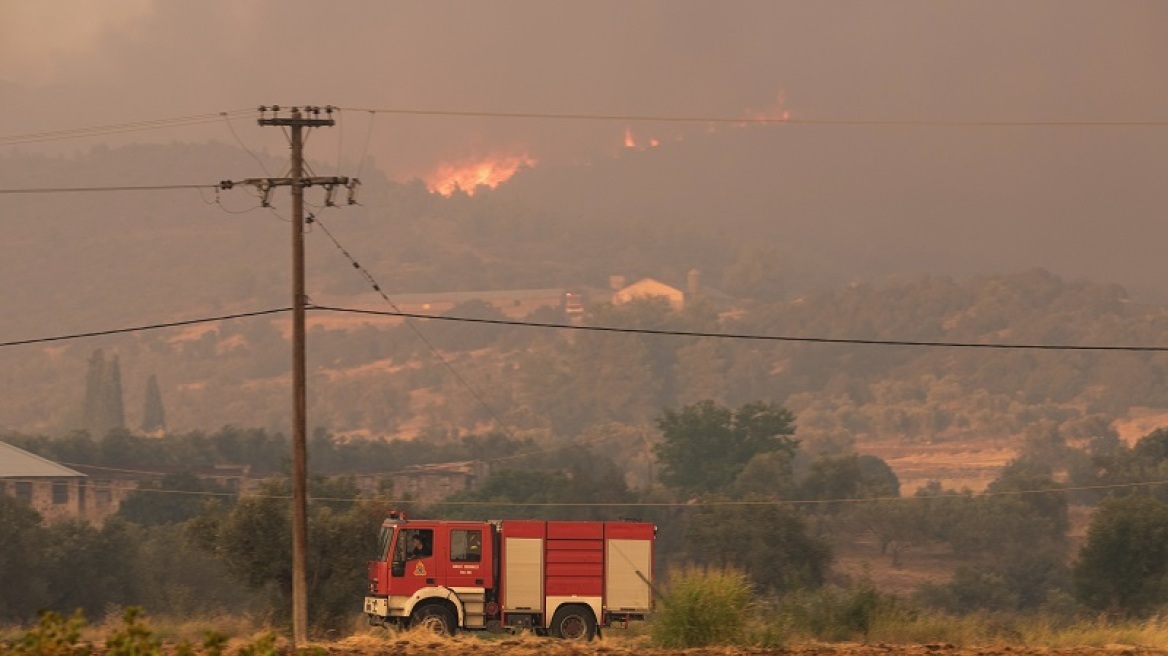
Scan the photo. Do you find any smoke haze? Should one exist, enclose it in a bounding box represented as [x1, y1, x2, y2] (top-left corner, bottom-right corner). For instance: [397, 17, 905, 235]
[2, 1, 1168, 295]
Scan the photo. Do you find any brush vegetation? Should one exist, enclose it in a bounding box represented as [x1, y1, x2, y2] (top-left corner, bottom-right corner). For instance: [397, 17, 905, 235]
[645, 568, 1168, 649]
[10, 601, 1168, 653]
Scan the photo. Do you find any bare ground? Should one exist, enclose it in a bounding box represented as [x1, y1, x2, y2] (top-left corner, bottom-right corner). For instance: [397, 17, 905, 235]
[317, 634, 1168, 656]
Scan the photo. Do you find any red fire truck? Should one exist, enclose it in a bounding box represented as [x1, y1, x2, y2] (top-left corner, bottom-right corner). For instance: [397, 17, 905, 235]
[364, 512, 655, 640]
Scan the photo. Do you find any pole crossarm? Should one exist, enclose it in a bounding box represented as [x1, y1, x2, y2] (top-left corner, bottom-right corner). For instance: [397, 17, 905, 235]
[227, 176, 353, 188]
[218, 177, 359, 207]
[258, 117, 336, 128]
[256, 104, 337, 128]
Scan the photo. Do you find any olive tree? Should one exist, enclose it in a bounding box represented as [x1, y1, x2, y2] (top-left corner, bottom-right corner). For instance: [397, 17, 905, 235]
[655, 400, 797, 497]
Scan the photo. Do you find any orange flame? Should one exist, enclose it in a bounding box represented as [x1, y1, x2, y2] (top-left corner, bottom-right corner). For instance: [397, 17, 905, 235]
[742, 93, 791, 125]
[622, 127, 665, 151]
[424, 153, 536, 196]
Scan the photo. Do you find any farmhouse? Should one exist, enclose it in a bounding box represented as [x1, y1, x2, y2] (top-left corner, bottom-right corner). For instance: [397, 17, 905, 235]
[0, 440, 88, 522]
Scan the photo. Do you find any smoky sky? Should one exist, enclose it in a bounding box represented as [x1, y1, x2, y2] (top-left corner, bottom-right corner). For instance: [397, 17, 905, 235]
[4, 1, 1166, 177]
[3, 1, 1168, 300]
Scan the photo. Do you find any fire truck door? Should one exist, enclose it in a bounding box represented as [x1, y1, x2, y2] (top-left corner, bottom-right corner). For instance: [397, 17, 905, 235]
[446, 527, 491, 588]
[397, 528, 442, 596]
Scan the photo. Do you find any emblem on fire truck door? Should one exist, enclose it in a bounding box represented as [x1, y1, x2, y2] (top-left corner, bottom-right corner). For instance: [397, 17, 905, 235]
[413, 562, 427, 576]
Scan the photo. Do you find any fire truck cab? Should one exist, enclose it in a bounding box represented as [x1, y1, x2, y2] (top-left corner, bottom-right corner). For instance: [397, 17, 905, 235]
[364, 512, 654, 640]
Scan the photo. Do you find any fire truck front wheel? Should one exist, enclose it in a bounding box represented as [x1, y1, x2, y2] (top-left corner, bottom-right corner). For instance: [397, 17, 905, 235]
[411, 604, 456, 636]
[550, 605, 597, 641]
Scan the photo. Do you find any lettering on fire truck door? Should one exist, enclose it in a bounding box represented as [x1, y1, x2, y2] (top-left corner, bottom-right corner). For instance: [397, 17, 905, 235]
[446, 527, 491, 588]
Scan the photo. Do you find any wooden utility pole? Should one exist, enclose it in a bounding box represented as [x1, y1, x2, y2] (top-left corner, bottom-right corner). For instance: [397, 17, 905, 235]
[222, 105, 354, 648]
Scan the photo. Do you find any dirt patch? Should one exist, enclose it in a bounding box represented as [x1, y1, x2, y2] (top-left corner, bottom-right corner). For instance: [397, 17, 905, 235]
[318, 635, 1167, 656]
[1114, 408, 1168, 445]
[858, 439, 1017, 495]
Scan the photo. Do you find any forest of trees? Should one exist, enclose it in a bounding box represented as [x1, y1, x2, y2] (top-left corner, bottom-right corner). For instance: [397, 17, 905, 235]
[6, 407, 1168, 632]
[4, 267, 1167, 459]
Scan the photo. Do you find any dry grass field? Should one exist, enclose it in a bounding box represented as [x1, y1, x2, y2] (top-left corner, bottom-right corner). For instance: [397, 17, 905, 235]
[29, 626, 1168, 655]
[306, 633, 1168, 656]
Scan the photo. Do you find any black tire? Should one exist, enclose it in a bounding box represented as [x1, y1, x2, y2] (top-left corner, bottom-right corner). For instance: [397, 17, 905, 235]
[411, 604, 456, 635]
[549, 605, 597, 641]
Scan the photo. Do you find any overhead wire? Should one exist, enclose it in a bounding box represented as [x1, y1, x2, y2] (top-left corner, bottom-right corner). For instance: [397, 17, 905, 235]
[220, 111, 272, 177]
[0, 183, 218, 195]
[308, 212, 523, 442]
[0, 308, 291, 348]
[47, 467, 1168, 507]
[339, 107, 1168, 129]
[5, 303, 1168, 352]
[0, 109, 254, 146]
[306, 305, 1168, 353]
[57, 428, 630, 481]
[353, 109, 377, 181]
[3, 106, 1164, 154]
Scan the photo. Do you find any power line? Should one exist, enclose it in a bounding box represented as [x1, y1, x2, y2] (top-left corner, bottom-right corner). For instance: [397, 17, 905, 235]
[0, 110, 254, 147]
[220, 111, 273, 177]
[3, 107, 1164, 153]
[340, 107, 1168, 129]
[49, 469, 1168, 507]
[0, 175, 353, 196]
[0, 308, 291, 348]
[5, 303, 1168, 352]
[0, 183, 219, 195]
[307, 305, 1168, 352]
[309, 213, 522, 442]
[58, 429, 627, 481]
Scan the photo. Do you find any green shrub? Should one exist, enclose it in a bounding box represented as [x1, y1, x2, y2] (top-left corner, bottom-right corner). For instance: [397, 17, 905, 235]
[651, 565, 756, 647]
[235, 632, 280, 656]
[105, 607, 161, 656]
[779, 581, 905, 642]
[6, 610, 91, 656]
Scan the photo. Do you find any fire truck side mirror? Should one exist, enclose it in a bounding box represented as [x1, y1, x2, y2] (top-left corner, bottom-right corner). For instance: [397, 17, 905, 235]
[391, 561, 405, 578]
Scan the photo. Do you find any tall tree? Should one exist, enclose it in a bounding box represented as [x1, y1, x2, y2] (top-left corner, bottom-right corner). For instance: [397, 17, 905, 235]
[82, 348, 107, 435]
[685, 501, 831, 592]
[83, 349, 126, 437]
[655, 400, 797, 497]
[192, 477, 388, 631]
[1074, 495, 1168, 615]
[105, 355, 125, 431]
[796, 453, 901, 505]
[141, 374, 166, 433]
[0, 495, 48, 620]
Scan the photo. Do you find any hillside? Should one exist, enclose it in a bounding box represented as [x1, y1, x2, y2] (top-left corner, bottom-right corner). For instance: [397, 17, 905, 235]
[4, 142, 1168, 491]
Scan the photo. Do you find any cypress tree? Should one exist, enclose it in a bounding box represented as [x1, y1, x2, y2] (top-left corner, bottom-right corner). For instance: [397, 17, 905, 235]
[141, 374, 166, 433]
[105, 355, 125, 431]
[82, 349, 126, 438]
[83, 349, 107, 436]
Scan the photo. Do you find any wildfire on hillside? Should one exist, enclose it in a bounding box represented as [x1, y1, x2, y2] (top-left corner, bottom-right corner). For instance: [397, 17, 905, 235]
[622, 126, 662, 150]
[423, 152, 536, 197]
[743, 93, 791, 125]
[419, 92, 790, 195]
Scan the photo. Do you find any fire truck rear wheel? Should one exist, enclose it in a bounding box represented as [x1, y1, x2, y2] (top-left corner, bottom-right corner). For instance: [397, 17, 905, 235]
[550, 605, 597, 641]
[411, 604, 456, 636]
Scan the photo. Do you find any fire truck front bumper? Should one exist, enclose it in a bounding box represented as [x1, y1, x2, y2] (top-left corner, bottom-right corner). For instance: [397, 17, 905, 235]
[364, 596, 390, 617]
